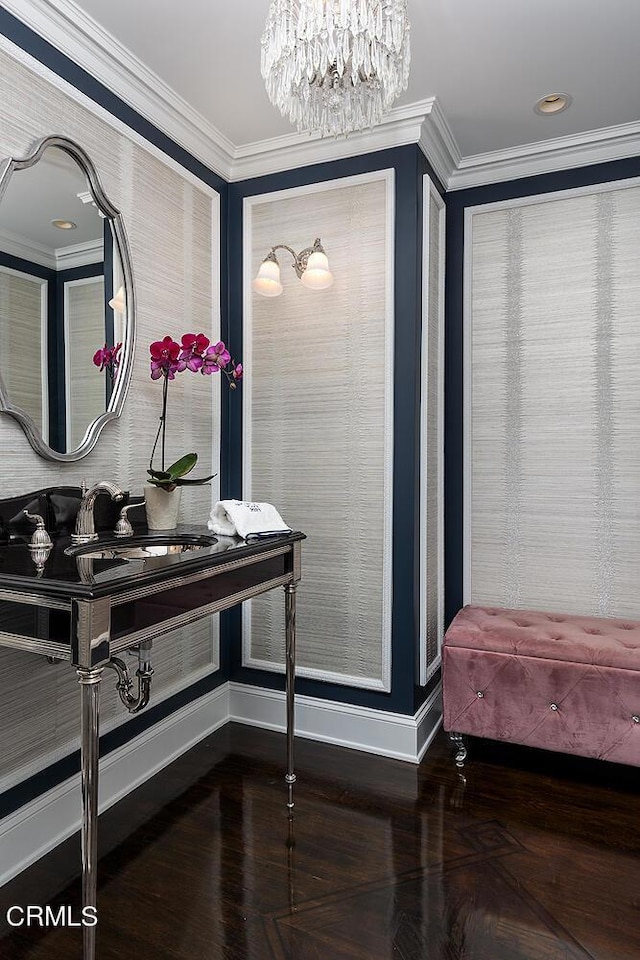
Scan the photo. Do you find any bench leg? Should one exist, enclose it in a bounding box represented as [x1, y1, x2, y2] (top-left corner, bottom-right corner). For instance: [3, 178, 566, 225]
[449, 731, 467, 767]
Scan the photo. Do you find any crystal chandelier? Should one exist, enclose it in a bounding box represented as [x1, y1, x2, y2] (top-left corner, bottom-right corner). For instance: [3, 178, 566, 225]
[260, 0, 411, 138]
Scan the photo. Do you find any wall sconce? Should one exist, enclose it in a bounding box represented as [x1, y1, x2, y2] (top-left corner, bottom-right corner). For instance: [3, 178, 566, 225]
[252, 238, 334, 297]
[108, 285, 125, 312]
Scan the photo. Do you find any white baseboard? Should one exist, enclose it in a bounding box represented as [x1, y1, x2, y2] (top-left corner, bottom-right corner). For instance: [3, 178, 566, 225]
[0, 683, 230, 888]
[0, 680, 442, 886]
[229, 680, 442, 764]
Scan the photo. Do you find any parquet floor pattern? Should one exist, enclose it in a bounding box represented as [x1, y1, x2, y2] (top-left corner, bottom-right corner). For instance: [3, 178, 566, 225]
[0, 724, 638, 959]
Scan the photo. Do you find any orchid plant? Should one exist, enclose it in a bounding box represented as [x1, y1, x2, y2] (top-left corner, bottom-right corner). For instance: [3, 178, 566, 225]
[92, 342, 122, 381]
[147, 333, 242, 492]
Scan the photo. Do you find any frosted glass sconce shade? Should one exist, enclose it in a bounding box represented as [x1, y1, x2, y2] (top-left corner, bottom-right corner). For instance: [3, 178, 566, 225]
[300, 249, 334, 290]
[253, 238, 333, 297]
[252, 257, 283, 297]
[108, 285, 125, 312]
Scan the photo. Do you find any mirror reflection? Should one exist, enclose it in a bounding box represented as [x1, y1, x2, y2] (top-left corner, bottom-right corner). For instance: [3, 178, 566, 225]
[0, 138, 132, 460]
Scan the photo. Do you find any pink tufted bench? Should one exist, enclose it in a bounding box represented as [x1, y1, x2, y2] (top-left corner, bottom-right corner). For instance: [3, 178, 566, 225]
[443, 605, 640, 767]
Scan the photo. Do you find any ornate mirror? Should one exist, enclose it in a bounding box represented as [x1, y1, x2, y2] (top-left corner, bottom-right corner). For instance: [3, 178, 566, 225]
[0, 135, 135, 461]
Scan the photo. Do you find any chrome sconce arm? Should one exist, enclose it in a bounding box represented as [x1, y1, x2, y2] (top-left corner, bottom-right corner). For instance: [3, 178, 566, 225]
[270, 239, 324, 280]
[105, 640, 153, 714]
[253, 238, 334, 296]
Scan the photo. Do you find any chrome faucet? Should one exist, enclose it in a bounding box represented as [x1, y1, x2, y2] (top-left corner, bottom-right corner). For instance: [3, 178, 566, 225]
[71, 481, 125, 544]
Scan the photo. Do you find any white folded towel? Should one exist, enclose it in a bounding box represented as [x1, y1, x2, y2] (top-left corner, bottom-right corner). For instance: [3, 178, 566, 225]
[208, 499, 292, 540]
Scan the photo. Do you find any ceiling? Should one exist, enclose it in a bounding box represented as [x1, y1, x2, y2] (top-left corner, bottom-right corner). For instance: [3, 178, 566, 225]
[0, 147, 102, 257]
[5, 0, 640, 184]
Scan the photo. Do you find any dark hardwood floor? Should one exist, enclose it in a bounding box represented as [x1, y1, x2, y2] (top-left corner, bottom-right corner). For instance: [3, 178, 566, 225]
[0, 722, 639, 959]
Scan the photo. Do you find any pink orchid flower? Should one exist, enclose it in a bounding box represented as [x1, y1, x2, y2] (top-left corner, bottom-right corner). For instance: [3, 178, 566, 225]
[150, 336, 184, 380]
[93, 342, 122, 380]
[179, 333, 210, 372]
[201, 341, 231, 375]
[142, 333, 242, 482]
[230, 362, 243, 388]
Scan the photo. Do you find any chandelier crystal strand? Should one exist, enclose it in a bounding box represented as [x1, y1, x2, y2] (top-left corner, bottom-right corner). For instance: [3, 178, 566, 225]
[261, 0, 411, 138]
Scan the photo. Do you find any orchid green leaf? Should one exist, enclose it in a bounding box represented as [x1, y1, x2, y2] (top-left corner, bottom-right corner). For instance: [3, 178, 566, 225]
[165, 453, 198, 480]
[146, 477, 177, 491]
[173, 474, 216, 486]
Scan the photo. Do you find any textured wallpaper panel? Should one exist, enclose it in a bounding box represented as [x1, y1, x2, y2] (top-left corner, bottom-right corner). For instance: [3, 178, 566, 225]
[244, 174, 393, 688]
[0, 619, 216, 793]
[0, 269, 44, 431]
[468, 183, 640, 617]
[0, 46, 220, 791]
[420, 180, 445, 683]
[66, 279, 105, 449]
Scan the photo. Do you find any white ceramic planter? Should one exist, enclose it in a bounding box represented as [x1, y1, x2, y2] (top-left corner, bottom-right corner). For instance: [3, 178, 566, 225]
[144, 483, 182, 530]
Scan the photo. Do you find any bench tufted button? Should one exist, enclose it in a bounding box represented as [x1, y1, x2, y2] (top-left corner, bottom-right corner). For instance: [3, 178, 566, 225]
[476, 691, 484, 699]
[550, 703, 559, 711]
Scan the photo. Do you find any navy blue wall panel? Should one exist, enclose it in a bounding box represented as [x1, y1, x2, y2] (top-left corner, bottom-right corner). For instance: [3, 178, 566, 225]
[228, 145, 442, 715]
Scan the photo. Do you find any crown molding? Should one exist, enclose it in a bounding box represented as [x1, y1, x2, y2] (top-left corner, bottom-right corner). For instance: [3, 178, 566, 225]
[229, 98, 446, 182]
[1, 0, 235, 181]
[0, 227, 56, 268]
[6, 0, 640, 192]
[448, 118, 640, 191]
[0, 228, 103, 270]
[55, 236, 102, 269]
[417, 97, 460, 191]
[2, 1, 452, 186]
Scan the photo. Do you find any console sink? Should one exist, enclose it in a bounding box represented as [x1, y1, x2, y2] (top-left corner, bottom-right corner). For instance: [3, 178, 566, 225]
[65, 533, 217, 561]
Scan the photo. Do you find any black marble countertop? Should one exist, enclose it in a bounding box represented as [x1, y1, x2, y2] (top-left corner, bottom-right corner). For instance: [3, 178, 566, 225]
[0, 526, 305, 602]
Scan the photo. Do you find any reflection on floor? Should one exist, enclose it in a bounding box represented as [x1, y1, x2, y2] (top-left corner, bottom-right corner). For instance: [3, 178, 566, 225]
[0, 723, 638, 959]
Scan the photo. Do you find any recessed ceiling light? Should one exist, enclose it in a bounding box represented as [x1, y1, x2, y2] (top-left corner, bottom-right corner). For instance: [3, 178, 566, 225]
[51, 218, 77, 230]
[534, 93, 572, 116]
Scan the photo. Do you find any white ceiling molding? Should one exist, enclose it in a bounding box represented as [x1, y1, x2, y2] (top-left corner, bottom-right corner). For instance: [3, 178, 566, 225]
[2, 0, 454, 185]
[448, 118, 640, 191]
[4, 0, 640, 192]
[0, 32, 227, 197]
[230, 99, 450, 183]
[0, 228, 102, 270]
[55, 236, 103, 269]
[418, 98, 460, 190]
[0, 227, 56, 268]
[1, 0, 236, 181]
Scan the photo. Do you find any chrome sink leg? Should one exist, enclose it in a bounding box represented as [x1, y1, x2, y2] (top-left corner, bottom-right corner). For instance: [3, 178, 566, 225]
[77, 666, 103, 960]
[284, 582, 297, 810]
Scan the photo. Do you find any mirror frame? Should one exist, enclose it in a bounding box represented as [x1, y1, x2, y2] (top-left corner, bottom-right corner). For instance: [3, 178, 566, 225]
[0, 134, 136, 462]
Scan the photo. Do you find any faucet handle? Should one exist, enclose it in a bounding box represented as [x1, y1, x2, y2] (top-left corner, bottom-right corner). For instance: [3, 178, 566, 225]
[114, 502, 145, 538]
[23, 510, 53, 549]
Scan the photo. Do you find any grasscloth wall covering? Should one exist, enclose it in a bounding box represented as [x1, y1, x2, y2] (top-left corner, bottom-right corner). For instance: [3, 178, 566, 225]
[66, 278, 105, 449]
[466, 179, 640, 618]
[420, 177, 445, 684]
[0, 45, 220, 792]
[0, 269, 44, 432]
[243, 172, 393, 690]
